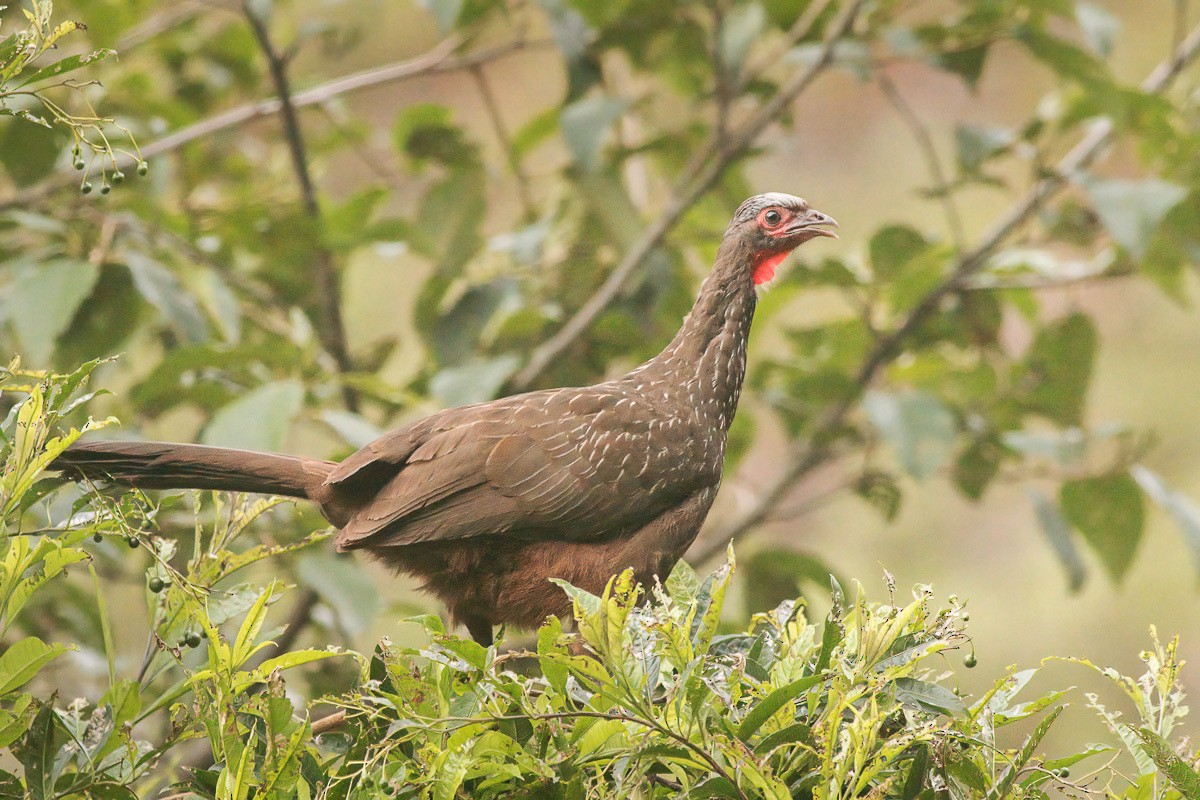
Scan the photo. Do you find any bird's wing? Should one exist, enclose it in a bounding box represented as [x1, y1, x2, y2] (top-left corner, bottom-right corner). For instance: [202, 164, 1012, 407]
[333, 387, 695, 550]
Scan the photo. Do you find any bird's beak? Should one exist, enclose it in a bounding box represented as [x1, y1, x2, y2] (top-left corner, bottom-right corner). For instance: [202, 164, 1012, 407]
[786, 208, 839, 239]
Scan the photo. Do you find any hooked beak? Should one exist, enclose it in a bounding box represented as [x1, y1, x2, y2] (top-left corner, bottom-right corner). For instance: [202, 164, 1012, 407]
[786, 207, 839, 239]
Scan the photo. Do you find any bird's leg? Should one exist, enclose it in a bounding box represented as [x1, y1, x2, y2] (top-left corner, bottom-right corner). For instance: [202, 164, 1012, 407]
[464, 616, 494, 647]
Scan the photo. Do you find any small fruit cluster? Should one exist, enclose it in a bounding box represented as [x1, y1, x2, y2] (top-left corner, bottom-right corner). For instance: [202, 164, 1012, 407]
[74, 143, 149, 195]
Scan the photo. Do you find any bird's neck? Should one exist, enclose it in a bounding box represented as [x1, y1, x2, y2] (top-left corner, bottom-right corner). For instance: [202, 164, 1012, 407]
[635, 238, 759, 429]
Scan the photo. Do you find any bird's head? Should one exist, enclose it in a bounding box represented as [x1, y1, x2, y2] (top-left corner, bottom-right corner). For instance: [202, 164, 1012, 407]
[727, 192, 838, 285]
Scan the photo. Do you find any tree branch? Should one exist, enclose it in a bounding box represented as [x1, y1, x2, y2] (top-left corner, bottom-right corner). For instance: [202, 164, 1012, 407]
[876, 71, 966, 251]
[471, 64, 535, 220]
[688, 19, 1200, 565]
[243, 1, 355, 411]
[508, 0, 868, 391]
[0, 36, 550, 213]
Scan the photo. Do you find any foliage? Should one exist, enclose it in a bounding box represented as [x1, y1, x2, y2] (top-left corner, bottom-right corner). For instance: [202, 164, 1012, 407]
[0, 0, 1196, 608]
[0, 366, 1196, 797]
[2, 0, 1200, 793]
[0, 1, 141, 191]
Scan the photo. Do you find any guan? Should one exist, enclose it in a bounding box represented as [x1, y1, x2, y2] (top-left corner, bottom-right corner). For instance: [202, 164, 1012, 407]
[56, 193, 837, 645]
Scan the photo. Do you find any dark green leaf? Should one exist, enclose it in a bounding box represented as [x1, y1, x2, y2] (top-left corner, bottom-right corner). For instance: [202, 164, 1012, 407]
[869, 225, 930, 281]
[1060, 473, 1144, 582]
[738, 675, 822, 740]
[893, 677, 967, 716]
[1020, 313, 1096, 426]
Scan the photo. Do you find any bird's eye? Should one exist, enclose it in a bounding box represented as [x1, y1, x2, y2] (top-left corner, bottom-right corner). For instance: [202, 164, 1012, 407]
[763, 209, 782, 227]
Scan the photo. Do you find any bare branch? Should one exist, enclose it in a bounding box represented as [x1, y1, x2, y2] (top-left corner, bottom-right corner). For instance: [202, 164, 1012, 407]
[509, 0, 868, 391]
[0, 36, 550, 213]
[876, 71, 966, 251]
[689, 19, 1200, 564]
[471, 64, 536, 220]
[243, 1, 355, 411]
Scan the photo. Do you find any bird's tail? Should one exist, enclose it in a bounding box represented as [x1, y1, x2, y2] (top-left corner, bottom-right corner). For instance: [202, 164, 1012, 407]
[55, 440, 335, 499]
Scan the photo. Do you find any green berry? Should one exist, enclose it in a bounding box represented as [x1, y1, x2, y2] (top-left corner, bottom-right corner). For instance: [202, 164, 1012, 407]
[100, 183, 111, 195]
[964, 653, 978, 668]
[137, 161, 149, 176]
[383, 784, 396, 796]
[112, 171, 125, 185]
[93, 533, 103, 543]
[961, 612, 970, 622]
[184, 632, 202, 648]
[148, 577, 165, 593]
[81, 182, 93, 194]
[74, 159, 85, 171]
[126, 536, 139, 548]
[1057, 768, 1069, 779]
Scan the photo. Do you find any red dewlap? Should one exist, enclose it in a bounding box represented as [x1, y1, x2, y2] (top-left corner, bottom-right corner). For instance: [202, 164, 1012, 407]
[753, 251, 789, 285]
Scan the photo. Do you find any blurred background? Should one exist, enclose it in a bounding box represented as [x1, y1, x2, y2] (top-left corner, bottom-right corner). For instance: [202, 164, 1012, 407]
[2, 0, 1199, 764]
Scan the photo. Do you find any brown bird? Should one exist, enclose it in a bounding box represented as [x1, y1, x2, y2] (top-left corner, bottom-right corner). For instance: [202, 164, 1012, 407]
[56, 193, 837, 645]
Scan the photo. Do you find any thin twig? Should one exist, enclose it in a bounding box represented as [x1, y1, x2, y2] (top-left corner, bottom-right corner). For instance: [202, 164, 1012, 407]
[471, 64, 536, 220]
[0, 36, 550, 213]
[243, 2, 356, 410]
[876, 71, 965, 251]
[508, 0, 868, 390]
[689, 19, 1200, 564]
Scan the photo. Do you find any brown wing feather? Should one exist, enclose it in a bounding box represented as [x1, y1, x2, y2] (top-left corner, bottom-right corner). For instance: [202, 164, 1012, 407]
[333, 386, 702, 551]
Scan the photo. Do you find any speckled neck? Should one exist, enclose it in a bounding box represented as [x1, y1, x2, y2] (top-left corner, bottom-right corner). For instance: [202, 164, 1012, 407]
[628, 236, 758, 431]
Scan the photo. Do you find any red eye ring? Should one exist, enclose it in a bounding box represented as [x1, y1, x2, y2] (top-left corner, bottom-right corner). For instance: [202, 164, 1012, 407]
[760, 208, 784, 228]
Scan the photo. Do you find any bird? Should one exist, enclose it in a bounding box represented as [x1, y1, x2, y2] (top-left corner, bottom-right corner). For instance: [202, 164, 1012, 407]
[55, 193, 837, 645]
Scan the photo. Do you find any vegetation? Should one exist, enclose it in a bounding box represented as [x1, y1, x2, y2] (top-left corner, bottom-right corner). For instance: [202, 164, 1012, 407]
[1, 363, 1199, 797]
[2, 0, 1200, 796]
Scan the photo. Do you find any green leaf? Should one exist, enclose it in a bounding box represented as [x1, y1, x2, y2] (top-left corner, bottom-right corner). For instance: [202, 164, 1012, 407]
[560, 96, 626, 171]
[1082, 177, 1188, 259]
[297, 553, 379, 635]
[954, 125, 1013, 175]
[893, 677, 967, 716]
[869, 225, 930, 281]
[15, 48, 114, 86]
[1060, 473, 1144, 582]
[1021, 313, 1096, 426]
[0, 637, 69, 696]
[202, 380, 304, 451]
[4, 260, 99, 364]
[864, 390, 956, 479]
[1030, 490, 1087, 592]
[737, 675, 822, 740]
[418, 0, 464, 34]
[1133, 728, 1200, 797]
[1074, 2, 1119, 57]
[15, 702, 58, 800]
[124, 253, 210, 344]
[719, 2, 766, 73]
[430, 355, 520, 407]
